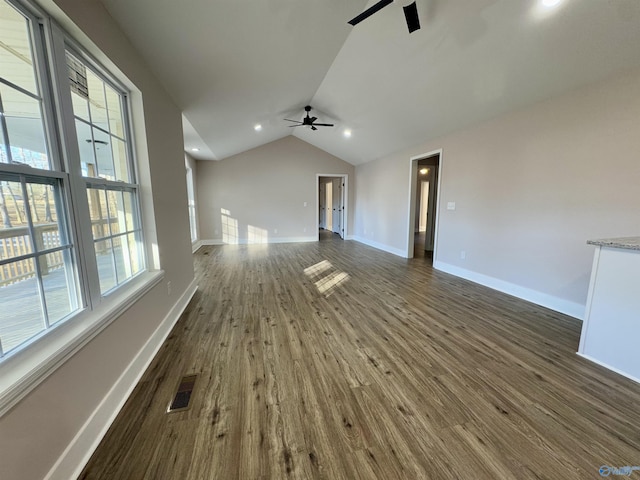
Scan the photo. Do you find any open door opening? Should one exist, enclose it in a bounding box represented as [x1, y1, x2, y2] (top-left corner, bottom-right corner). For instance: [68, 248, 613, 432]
[317, 174, 348, 241]
[407, 151, 442, 263]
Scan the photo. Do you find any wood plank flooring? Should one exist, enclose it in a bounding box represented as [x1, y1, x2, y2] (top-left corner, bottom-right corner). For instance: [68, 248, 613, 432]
[80, 237, 640, 479]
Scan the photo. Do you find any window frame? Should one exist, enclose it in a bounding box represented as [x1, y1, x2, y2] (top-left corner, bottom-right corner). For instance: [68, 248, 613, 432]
[61, 42, 146, 299]
[0, 0, 156, 414]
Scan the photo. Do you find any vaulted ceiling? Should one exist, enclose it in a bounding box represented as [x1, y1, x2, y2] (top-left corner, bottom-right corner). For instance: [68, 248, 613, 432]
[98, 0, 640, 165]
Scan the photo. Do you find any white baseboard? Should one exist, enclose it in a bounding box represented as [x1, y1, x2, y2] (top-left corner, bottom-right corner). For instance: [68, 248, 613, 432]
[201, 239, 224, 246]
[192, 240, 203, 253]
[433, 260, 584, 320]
[577, 353, 640, 385]
[351, 236, 406, 258]
[268, 236, 317, 244]
[45, 279, 198, 480]
[201, 236, 317, 246]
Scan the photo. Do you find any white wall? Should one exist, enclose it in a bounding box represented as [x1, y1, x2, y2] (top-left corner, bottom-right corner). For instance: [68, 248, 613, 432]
[197, 136, 355, 243]
[354, 68, 640, 318]
[0, 1, 195, 479]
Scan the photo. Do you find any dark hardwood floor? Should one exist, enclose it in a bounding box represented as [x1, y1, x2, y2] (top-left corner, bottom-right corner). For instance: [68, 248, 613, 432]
[80, 237, 640, 479]
[413, 231, 433, 262]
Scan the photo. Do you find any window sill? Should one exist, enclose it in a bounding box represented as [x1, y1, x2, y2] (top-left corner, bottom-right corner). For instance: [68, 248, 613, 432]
[0, 270, 164, 417]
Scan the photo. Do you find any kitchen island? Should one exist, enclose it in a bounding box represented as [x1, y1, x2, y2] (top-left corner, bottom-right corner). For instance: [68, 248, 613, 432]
[578, 236, 640, 383]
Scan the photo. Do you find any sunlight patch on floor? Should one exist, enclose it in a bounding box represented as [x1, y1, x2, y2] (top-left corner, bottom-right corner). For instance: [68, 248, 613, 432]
[303, 259, 350, 297]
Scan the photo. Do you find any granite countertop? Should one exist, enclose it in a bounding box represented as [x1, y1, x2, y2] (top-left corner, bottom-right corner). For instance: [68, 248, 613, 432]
[587, 236, 640, 251]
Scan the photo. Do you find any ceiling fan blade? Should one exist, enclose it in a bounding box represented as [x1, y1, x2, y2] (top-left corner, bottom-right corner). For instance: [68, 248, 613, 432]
[288, 125, 302, 127]
[348, 0, 393, 26]
[310, 116, 317, 123]
[311, 126, 318, 131]
[403, 1, 420, 33]
[284, 119, 302, 123]
[312, 123, 334, 127]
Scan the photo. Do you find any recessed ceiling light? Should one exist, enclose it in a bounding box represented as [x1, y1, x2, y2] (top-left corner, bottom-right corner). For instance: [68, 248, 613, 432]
[542, 0, 561, 7]
[254, 124, 262, 131]
[191, 148, 200, 152]
[419, 168, 429, 175]
[343, 129, 352, 138]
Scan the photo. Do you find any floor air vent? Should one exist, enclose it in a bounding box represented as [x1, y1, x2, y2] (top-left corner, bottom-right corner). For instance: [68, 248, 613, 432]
[167, 374, 197, 413]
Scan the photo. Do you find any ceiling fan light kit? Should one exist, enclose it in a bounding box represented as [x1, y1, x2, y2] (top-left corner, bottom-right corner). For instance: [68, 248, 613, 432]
[348, 0, 421, 34]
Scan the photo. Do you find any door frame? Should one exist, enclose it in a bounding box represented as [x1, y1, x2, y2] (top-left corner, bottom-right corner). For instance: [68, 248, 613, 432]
[406, 149, 443, 258]
[316, 173, 348, 241]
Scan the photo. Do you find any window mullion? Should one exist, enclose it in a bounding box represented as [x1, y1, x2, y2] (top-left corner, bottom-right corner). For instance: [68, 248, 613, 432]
[45, 21, 101, 308]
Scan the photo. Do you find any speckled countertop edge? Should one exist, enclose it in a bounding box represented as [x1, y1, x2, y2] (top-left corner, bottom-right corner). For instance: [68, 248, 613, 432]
[587, 236, 640, 251]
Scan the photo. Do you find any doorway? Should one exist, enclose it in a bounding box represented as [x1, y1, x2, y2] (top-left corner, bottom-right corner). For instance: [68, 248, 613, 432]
[407, 151, 442, 262]
[317, 174, 348, 240]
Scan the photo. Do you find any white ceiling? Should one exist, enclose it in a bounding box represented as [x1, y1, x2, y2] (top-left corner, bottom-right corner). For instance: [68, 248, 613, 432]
[99, 0, 640, 166]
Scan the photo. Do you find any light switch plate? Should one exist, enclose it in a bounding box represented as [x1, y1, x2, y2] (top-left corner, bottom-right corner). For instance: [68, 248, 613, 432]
[447, 202, 456, 210]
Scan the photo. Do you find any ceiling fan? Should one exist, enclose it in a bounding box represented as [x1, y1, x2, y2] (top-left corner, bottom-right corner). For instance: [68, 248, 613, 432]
[284, 106, 334, 131]
[348, 0, 420, 33]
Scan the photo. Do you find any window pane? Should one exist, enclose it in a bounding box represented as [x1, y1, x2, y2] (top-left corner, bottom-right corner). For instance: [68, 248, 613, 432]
[0, 84, 49, 169]
[66, 51, 90, 121]
[26, 181, 57, 225]
[0, 257, 45, 354]
[70, 90, 89, 121]
[112, 138, 130, 182]
[127, 232, 143, 276]
[105, 85, 124, 138]
[0, 1, 38, 95]
[95, 238, 116, 293]
[87, 70, 108, 131]
[112, 234, 129, 282]
[0, 179, 32, 260]
[122, 190, 135, 231]
[75, 119, 96, 176]
[93, 128, 114, 180]
[27, 181, 70, 251]
[41, 250, 75, 325]
[86, 186, 108, 239]
[107, 189, 124, 235]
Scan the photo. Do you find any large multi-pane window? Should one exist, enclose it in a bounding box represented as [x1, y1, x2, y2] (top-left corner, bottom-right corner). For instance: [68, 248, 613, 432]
[66, 50, 144, 294]
[0, 0, 145, 359]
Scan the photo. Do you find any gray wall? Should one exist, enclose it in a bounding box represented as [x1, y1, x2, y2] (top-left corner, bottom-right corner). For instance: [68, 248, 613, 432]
[0, 0, 195, 478]
[197, 136, 355, 243]
[354, 68, 640, 318]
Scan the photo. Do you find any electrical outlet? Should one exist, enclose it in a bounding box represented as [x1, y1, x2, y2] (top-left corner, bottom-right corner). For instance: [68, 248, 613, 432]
[274, 228, 278, 234]
[167, 281, 172, 295]
[460, 250, 466, 260]
[303, 202, 307, 207]
[303, 227, 307, 233]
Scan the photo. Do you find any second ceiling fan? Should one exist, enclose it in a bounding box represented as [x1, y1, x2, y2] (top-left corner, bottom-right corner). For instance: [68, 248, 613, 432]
[348, 0, 420, 34]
